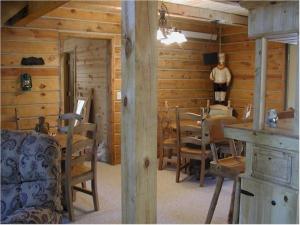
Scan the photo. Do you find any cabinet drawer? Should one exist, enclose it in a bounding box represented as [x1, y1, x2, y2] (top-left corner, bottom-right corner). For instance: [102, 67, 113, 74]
[252, 146, 292, 185]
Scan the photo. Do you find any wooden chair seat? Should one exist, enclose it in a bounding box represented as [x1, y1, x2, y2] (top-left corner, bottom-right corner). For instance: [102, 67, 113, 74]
[163, 138, 176, 146]
[181, 147, 211, 156]
[210, 156, 245, 178]
[62, 164, 91, 180]
[71, 164, 91, 178]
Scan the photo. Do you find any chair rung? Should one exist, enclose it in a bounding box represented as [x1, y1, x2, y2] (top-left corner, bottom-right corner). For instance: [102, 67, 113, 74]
[73, 186, 93, 195]
[71, 171, 93, 185]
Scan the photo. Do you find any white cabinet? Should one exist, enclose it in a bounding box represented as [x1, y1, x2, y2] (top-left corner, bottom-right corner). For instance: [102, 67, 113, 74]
[240, 176, 298, 224]
[224, 120, 299, 224]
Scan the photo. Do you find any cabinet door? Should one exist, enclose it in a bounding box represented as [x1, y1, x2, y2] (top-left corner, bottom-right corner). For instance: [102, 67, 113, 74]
[240, 177, 298, 224]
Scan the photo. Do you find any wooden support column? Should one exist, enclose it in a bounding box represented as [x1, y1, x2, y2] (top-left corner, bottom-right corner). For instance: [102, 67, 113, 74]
[294, 44, 299, 133]
[121, 1, 157, 223]
[253, 37, 268, 130]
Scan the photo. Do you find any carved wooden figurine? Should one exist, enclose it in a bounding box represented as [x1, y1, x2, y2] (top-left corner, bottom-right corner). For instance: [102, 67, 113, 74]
[35, 116, 50, 134]
[209, 53, 231, 105]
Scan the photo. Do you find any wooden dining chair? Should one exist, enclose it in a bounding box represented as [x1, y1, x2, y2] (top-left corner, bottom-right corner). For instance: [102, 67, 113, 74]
[60, 113, 99, 221]
[204, 116, 245, 224]
[175, 106, 211, 187]
[206, 100, 233, 117]
[158, 102, 177, 170]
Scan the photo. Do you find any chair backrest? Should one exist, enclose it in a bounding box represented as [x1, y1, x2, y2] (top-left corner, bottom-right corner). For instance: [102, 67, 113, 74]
[158, 101, 174, 139]
[209, 104, 233, 116]
[204, 116, 237, 161]
[61, 114, 97, 177]
[205, 116, 237, 143]
[175, 106, 202, 147]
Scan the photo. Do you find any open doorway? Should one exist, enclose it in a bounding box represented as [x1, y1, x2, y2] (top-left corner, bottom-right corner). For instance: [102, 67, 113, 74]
[60, 36, 113, 163]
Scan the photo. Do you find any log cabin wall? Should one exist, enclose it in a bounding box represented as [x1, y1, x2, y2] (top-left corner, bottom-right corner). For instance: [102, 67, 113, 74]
[1, 27, 60, 131]
[221, 25, 286, 118]
[1, 1, 218, 164]
[1, 2, 286, 164]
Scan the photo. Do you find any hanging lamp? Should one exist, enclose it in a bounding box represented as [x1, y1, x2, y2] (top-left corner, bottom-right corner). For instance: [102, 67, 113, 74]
[157, 2, 187, 45]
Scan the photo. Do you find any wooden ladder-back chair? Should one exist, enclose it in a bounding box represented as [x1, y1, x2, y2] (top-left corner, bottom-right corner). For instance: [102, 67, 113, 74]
[175, 106, 211, 187]
[60, 113, 99, 221]
[206, 100, 233, 117]
[204, 116, 245, 224]
[158, 101, 177, 170]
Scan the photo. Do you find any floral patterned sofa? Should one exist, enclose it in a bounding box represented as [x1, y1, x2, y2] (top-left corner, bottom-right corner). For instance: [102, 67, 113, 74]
[1, 130, 62, 223]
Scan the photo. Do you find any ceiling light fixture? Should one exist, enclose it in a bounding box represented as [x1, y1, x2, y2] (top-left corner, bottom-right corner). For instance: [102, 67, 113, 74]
[157, 2, 187, 45]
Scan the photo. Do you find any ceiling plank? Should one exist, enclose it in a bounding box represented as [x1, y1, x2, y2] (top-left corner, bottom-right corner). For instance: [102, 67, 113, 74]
[163, 2, 248, 26]
[12, 1, 68, 26]
[60, 1, 247, 26]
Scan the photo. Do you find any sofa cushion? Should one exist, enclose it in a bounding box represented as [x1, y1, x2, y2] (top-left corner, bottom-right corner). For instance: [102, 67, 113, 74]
[20, 180, 62, 211]
[20, 134, 60, 181]
[1, 130, 26, 184]
[1, 207, 61, 224]
[1, 184, 21, 220]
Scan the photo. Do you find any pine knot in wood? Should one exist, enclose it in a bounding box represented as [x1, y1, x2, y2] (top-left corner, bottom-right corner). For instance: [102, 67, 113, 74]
[144, 157, 150, 168]
[123, 34, 132, 58]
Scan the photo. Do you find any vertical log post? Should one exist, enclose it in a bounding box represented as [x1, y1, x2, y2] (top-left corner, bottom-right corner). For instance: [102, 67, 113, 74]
[253, 37, 268, 130]
[294, 44, 299, 132]
[121, 1, 157, 223]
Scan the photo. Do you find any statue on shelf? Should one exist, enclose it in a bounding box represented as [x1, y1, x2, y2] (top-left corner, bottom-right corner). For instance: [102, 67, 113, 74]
[35, 116, 50, 134]
[209, 53, 231, 105]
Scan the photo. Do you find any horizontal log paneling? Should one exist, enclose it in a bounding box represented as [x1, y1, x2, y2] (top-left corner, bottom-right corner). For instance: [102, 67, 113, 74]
[222, 25, 286, 118]
[29, 17, 121, 34]
[1, 78, 59, 92]
[1, 26, 60, 131]
[2, 104, 59, 121]
[1, 68, 59, 77]
[2, 116, 58, 130]
[2, 40, 58, 54]
[47, 7, 121, 23]
[1, 27, 58, 41]
[1, 54, 59, 67]
[2, 92, 59, 106]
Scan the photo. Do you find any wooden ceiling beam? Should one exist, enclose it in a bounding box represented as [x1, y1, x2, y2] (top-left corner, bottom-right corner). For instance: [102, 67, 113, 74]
[162, 2, 248, 26]
[3, 1, 68, 27]
[1, 1, 27, 26]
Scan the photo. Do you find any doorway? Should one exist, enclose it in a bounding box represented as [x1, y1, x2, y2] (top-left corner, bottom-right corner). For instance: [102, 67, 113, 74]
[60, 36, 113, 163]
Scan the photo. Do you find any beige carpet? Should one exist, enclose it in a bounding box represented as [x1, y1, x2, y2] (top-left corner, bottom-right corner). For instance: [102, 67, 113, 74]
[68, 162, 233, 224]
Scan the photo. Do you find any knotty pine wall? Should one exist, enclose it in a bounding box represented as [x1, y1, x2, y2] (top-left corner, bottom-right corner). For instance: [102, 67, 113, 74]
[221, 25, 286, 118]
[0, 1, 286, 164]
[1, 28, 60, 131]
[1, 2, 218, 164]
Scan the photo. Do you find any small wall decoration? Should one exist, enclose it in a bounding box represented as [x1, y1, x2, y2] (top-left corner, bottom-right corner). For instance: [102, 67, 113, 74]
[21, 57, 45, 65]
[20, 73, 32, 91]
[35, 116, 50, 134]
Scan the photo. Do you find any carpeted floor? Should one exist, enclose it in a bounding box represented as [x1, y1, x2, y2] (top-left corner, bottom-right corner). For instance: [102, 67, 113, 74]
[67, 162, 233, 224]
